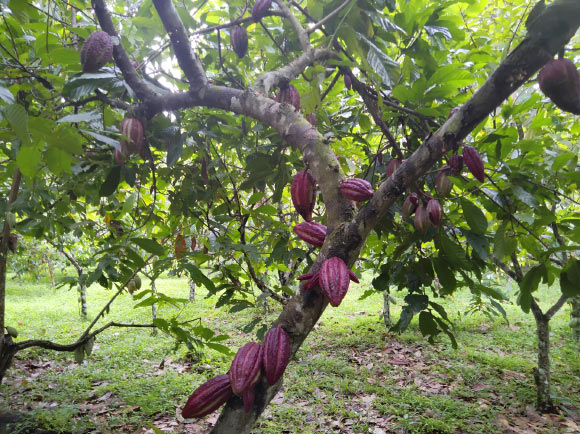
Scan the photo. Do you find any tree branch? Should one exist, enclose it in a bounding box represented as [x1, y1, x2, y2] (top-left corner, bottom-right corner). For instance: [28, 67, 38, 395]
[274, 0, 311, 51]
[307, 0, 353, 34]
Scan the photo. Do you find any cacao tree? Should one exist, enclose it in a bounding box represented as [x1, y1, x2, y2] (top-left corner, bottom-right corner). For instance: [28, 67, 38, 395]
[1, 0, 580, 432]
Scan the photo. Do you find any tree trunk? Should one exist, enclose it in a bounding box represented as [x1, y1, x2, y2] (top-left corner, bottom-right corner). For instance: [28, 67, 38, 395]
[79, 284, 87, 319]
[382, 289, 391, 328]
[151, 280, 158, 336]
[0, 335, 18, 385]
[570, 297, 580, 341]
[189, 279, 195, 301]
[531, 301, 556, 413]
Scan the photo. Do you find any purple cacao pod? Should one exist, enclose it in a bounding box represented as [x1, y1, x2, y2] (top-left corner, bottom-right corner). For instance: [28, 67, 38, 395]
[302, 271, 320, 290]
[80, 31, 113, 73]
[229, 342, 263, 396]
[435, 167, 453, 197]
[231, 26, 248, 58]
[182, 374, 233, 419]
[291, 170, 316, 221]
[449, 154, 463, 174]
[114, 149, 125, 165]
[293, 221, 326, 247]
[462, 145, 485, 183]
[242, 387, 255, 413]
[120, 118, 145, 156]
[344, 74, 352, 90]
[319, 257, 352, 307]
[340, 178, 373, 202]
[538, 58, 580, 114]
[426, 199, 443, 227]
[263, 327, 291, 386]
[414, 204, 430, 233]
[386, 158, 401, 178]
[402, 193, 418, 218]
[252, 0, 272, 21]
[276, 85, 301, 111]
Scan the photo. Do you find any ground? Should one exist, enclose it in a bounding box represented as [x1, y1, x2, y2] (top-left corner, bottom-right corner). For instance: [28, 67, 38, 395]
[1, 273, 579, 433]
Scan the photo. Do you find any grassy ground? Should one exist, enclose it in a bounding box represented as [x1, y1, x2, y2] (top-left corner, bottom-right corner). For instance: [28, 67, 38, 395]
[1, 273, 579, 434]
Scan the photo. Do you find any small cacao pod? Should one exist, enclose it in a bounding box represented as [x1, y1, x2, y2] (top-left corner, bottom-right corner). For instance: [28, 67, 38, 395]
[344, 74, 352, 90]
[191, 236, 197, 251]
[276, 85, 301, 111]
[386, 158, 401, 178]
[182, 374, 233, 419]
[5, 326, 18, 338]
[231, 26, 248, 58]
[435, 167, 453, 197]
[401, 193, 419, 218]
[293, 221, 326, 247]
[538, 58, 580, 114]
[301, 271, 320, 290]
[252, 0, 272, 21]
[80, 31, 113, 73]
[340, 178, 373, 202]
[291, 171, 316, 221]
[263, 327, 291, 385]
[449, 154, 463, 174]
[175, 234, 187, 258]
[414, 204, 430, 233]
[134, 275, 142, 290]
[120, 118, 145, 156]
[306, 113, 317, 126]
[229, 342, 263, 396]
[114, 149, 125, 165]
[426, 199, 443, 227]
[462, 145, 485, 183]
[319, 257, 353, 307]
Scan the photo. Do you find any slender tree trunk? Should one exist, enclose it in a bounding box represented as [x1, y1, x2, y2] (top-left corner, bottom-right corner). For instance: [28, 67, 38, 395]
[45, 254, 55, 288]
[151, 280, 158, 336]
[570, 297, 580, 341]
[530, 300, 556, 413]
[79, 284, 87, 319]
[382, 289, 391, 328]
[189, 279, 195, 301]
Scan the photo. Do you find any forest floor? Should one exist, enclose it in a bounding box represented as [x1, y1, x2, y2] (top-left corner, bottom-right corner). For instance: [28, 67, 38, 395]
[1, 274, 579, 434]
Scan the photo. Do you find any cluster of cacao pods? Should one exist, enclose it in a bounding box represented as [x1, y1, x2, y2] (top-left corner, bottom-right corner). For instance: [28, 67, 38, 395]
[182, 327, 290, 418]
[115, 118, 146, 164]
[340, 178, 373, 202]
[80, 31, 113, 73]
[229, 0, 273, 59]
[298, 257, 359, 307]
[538, 57, 580, 115]
[127, 274, 142, 294]
[402, 192, 443, 234]
[291, 170, 327, 247]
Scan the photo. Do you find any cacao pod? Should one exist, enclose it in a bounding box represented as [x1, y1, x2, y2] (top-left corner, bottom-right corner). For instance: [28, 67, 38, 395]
[386, 158, 401, 178]
[414, 204, 429, 233]
[114, 149, 125, 165]
[229, 342, 263, 396]
[5, 326, 18, 338]
[340, 178, 373, 202]
[191, 236, 197, 251]
[344, 74, 352, 90]
[297, 272, 313, 281]
[291, 171, 316, 221]
[80, 31, 113, 73]
[252, 0, 272, 21]
[301, 271, 320, 290]
[263, 327, 291, 385]
[348, 269, 359, 283]
[134, 275, 142, 290]
[449, 154, 463, 174]
[242, 387, 255, 413]
[319, 257, 353, 307]
[5, 212, 16, 229]
[231, 26, 248, 58]
[426, 199, 442, 227]
[128, 280, 136, 294]
[8, 233, 17, 253]
[182, 374, 233, 419]
[120, 118, 145, 156]
[276, 84, 300, 111]
[293, 221, 326, 247]
[175, 234, 187, 258]
[306, 113, 317, 126]
[401, 193, 419, 218]
[462, 145, 485, 183]
[538, 58, 580, 114]
[435, 166, 453, 197]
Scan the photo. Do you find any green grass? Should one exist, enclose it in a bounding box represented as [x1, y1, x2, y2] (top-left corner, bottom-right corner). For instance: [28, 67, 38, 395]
[1, 273, 579, 433]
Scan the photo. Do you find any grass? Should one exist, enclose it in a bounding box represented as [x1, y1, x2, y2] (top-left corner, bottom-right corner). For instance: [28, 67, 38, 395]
[1, 272, 579, 434]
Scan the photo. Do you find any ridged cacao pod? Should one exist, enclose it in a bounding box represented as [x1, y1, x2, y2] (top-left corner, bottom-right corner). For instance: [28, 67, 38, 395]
[306, 113, 317, 126]
[231, 26, 248, 58]
[120, 118, 145, 156]
[538, 58, 580, 114]
[229, 342, 263, 396]
[462, 145, 485, 183]
[435, 166, 453, 197]
[320, 257, 353, 307]
[386, 158, 401, 178]
[426, 199, 442, 227]
[263, 327, 291, 386]
[80, 31, 113, 73]
[401, 193, 418, 218]
[449, 154, 463, 174]
[301, 271, 320, 290]
[175, 234, 187, 259]
[252, 0, 272, 21]
[182, 374, 233, 419]
[291, 171, 316, 221]
[242, 387, 255, 413]
[114, 149, 125, 165]
[276, 85, 301, 111]
[414, 204, 429, 233]
[340, 178, 373, 202]
[344, 74, 352, 90]
[293, 221, 326, 247]
[447, 106, 460, 119]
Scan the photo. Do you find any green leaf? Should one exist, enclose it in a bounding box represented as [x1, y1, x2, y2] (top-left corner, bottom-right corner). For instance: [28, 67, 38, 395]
[99, 166, 121, 197]
[493, 221, 508, 259]
[3, 103, 30, 145]
[560, 258, 580, 297]
[419, 311, 439, 338]
[435, 234, 470, 270]
[57, 111, 101, 123]
[431, 257, 456, 294]
[464, 231, 489, 259]
[460, 199, 487, 235]
[0, 86, 15, 104]
[131, 238, 165, 256]
[45, 147, 72, 175]
[183, 263, 216, 293]
[16, 143, 43, 178]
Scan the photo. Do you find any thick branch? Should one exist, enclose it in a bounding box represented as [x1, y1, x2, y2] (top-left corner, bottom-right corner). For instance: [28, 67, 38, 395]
[152, 0, 208, 90]
[274, 0, 311, 51]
